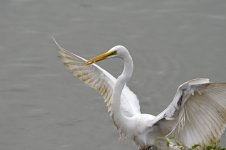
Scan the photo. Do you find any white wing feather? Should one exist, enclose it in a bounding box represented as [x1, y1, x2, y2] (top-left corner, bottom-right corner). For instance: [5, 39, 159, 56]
[155, 78, 226, 147]
[54, 39, 141, 134]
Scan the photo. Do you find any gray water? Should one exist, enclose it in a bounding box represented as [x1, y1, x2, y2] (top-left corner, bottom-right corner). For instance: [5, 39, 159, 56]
[0, 0, 226, 150]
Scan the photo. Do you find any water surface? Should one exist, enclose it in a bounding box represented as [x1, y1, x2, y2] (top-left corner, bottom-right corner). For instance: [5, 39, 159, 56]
[0, 0, 226, 149]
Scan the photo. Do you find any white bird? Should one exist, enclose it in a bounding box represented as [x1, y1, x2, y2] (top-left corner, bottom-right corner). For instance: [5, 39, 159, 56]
[54, 39, 226, 150]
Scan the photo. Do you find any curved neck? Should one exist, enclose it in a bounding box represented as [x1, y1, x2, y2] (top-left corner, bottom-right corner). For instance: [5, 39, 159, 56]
[116, 56, 133, 94]
[112, 53, 134, 125]
[113, 54, 133, 104]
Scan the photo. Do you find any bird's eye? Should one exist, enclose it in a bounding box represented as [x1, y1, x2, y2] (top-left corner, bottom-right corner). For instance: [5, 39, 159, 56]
[111, 51, 117, 56]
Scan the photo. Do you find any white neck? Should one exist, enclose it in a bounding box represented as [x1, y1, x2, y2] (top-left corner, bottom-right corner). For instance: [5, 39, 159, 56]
[114, 55, 133, 99]
[111, 52, 134, 132]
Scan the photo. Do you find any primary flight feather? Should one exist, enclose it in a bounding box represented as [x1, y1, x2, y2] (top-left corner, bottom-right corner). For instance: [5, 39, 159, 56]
[54, 38, 226, 150]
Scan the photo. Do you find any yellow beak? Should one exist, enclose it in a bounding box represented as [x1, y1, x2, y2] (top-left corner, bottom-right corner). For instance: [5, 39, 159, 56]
[85, 51, 115, 65]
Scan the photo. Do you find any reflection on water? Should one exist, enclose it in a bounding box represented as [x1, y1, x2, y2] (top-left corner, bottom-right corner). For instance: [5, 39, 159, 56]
[0, 0, 225, 149]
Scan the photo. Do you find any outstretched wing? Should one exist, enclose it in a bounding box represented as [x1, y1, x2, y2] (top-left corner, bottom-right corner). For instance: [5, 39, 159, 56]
[54, 39, 141, 133]
[154, 78, 226, 147]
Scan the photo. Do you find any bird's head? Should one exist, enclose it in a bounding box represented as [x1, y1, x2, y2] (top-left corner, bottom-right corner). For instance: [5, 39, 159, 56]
[85, 45, 129, 65]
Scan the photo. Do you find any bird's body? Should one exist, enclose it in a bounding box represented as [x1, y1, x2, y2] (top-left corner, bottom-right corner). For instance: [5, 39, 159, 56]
[54, 39, 226, 150]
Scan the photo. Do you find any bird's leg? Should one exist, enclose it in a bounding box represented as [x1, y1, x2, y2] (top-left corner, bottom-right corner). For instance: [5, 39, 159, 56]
[138, 145, 158, 150]
[138, 146, 143, 150]
[147, 145, 158, 150]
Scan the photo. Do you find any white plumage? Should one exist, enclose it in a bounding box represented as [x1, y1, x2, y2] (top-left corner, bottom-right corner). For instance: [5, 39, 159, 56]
[54, 38, 226, 150]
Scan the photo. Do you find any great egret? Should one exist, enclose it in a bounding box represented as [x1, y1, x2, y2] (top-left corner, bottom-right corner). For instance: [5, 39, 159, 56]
[54, 39, 226, 150]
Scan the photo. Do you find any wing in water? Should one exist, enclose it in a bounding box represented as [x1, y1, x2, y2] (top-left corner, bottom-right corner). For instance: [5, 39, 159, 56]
[154, 78, 226, 147]
[54, 38, 141, 135]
